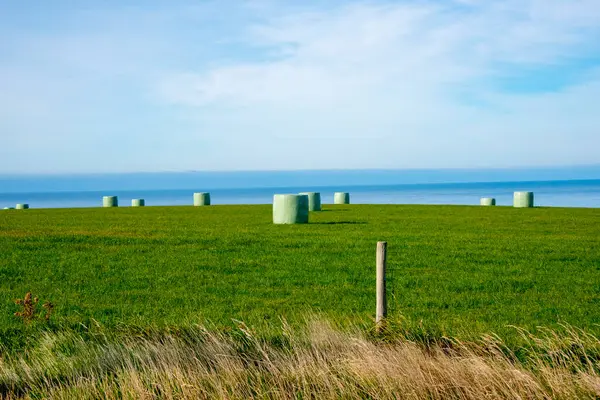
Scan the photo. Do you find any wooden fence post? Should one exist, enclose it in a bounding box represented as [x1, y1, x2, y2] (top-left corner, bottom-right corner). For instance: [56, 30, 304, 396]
[376, 241, 387, 329]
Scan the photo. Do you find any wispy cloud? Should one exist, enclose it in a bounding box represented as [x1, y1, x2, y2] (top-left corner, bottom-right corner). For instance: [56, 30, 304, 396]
[162, 1, 600, 106]
[1, 1, 599, 173]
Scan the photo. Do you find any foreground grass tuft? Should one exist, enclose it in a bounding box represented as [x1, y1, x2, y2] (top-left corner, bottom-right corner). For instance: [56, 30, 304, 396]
[1, 318, 600, 399]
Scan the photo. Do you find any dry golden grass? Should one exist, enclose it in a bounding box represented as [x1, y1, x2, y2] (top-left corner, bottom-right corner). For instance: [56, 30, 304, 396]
[1, 319, 600, 399]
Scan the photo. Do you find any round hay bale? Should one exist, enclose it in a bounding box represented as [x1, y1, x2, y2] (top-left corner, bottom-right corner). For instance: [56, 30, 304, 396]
[299, 192, 321, 211]
[193, 192, 211, 206]
[513, 192, 534, 208]
[480, 197, 496, 206]
[273, 194, 309, 224]
[131, 199, 145, 207]
[16, 204, 29, 209]
[103, 196, 118, 208]
[334, 192, 350, 205]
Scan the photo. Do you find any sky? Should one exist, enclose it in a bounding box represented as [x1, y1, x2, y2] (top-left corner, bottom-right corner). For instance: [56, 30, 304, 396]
[1, 0, 599, 174]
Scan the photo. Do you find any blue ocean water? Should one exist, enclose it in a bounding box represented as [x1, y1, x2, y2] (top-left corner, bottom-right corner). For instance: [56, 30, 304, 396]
[1, 170, 599, 209]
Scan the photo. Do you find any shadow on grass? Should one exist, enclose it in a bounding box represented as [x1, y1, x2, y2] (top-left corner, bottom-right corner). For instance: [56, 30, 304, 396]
[312, 221, 367, 225]
[319, 209, 350, 212]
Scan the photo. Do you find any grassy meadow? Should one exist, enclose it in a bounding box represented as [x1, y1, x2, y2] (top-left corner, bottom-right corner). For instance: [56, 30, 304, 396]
[2, 203, 600, 398]
[1, 204, 599, 346]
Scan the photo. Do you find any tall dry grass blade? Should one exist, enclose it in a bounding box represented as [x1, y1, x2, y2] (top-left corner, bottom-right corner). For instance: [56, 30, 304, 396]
[2, 319, 600, 399]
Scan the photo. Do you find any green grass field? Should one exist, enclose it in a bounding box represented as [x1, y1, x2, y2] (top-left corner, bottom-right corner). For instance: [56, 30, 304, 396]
[1, 204, 599, 348]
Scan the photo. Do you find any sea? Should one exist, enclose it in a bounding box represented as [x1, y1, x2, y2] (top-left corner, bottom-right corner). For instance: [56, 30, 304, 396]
[1, 168, 599, 209]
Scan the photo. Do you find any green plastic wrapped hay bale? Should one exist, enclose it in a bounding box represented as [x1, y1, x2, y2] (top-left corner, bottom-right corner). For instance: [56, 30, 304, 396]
[514, 192, 534, 208]
[334, 192, 350, 205]
[4, 207, 14, 210]
[131, 199, 145, 207]
[273, 194, 309, 224]
[299, 192, 321, 211]
[103, 196, 118, 208]
[480, 197, 496, 206]
[193, 192, 211, 206]
[16, 204, 29, 209]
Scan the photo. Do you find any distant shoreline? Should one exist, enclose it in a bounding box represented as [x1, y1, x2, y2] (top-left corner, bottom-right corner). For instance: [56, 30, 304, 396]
[2, 178, 599, 209]
[2, 177, 600, 196]
[1, 166, 600, 194]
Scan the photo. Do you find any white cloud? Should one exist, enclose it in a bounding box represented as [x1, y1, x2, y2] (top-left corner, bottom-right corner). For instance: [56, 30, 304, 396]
[155, 0, 600, 170]
[1, 0, 599, 173]
[162, 0, 600, 106]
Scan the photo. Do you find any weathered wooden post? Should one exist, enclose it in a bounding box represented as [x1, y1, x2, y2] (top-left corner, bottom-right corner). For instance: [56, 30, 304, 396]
[376, 241, 387, 330]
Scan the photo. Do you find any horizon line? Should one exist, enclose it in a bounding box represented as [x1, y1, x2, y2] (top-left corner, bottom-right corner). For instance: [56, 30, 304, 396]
[2, 163, 600, 178]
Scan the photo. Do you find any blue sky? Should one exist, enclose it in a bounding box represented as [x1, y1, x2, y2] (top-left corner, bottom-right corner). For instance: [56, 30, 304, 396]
[1, 0, 599, 174]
